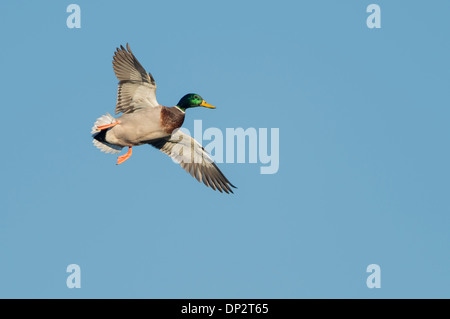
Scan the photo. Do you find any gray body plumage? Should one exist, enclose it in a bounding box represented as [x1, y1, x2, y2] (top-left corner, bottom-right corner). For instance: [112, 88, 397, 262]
[104, 107, 168, 147]
[91, 44, 236, 193]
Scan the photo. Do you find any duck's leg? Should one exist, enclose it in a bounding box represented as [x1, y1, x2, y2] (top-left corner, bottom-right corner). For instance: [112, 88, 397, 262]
[117, 147, 132, 165]
[97, 120, 120, 131]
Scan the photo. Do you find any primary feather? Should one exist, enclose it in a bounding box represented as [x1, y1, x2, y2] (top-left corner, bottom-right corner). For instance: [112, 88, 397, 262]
[91, 43, 236, 193]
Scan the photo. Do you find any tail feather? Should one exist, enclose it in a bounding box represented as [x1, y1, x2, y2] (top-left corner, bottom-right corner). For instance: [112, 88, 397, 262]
[91, 113, 122, 154]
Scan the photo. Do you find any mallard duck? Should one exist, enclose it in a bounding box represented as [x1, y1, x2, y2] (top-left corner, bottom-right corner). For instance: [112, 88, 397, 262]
[91, 44, 236, 193]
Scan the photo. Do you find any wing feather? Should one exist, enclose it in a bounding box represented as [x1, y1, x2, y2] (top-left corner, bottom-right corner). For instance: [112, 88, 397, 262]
[112, 44, 159, 114]
[148, 130, 236, 193]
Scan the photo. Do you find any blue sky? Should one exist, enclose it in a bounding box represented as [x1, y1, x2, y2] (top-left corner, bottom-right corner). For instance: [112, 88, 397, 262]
[1, 0, 449, 298]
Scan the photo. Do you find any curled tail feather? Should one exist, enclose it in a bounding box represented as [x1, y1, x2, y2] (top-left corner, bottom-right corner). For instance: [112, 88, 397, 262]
[91, 113, 122, 154]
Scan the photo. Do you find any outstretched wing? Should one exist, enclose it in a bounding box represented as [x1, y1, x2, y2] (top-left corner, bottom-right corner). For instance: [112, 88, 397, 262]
[149, 130, 237, 194]
[112, 43, 159, 114]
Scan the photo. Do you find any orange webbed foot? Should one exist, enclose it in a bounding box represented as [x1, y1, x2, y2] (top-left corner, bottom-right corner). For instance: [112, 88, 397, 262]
[97, 120, 120, 131]
[117, 147, 132, 165]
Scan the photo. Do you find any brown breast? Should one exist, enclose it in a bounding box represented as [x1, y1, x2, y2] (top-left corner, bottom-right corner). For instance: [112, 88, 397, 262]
[160, 106, 185, 134]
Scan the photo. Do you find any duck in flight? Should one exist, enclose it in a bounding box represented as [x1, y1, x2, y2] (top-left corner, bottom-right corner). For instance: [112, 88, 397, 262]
[91, 44, 236, 194]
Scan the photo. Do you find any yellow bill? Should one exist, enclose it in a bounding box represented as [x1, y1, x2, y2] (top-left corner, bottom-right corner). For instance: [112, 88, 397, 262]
[200, 100, 216, 109]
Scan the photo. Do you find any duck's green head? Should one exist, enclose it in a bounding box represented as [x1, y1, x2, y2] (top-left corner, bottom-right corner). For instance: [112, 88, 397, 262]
[176, 93, 215, 112]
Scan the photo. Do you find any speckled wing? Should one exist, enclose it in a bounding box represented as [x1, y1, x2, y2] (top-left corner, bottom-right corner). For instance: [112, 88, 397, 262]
[113, 43, 159, 114]
[148, 130, 237, 194]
